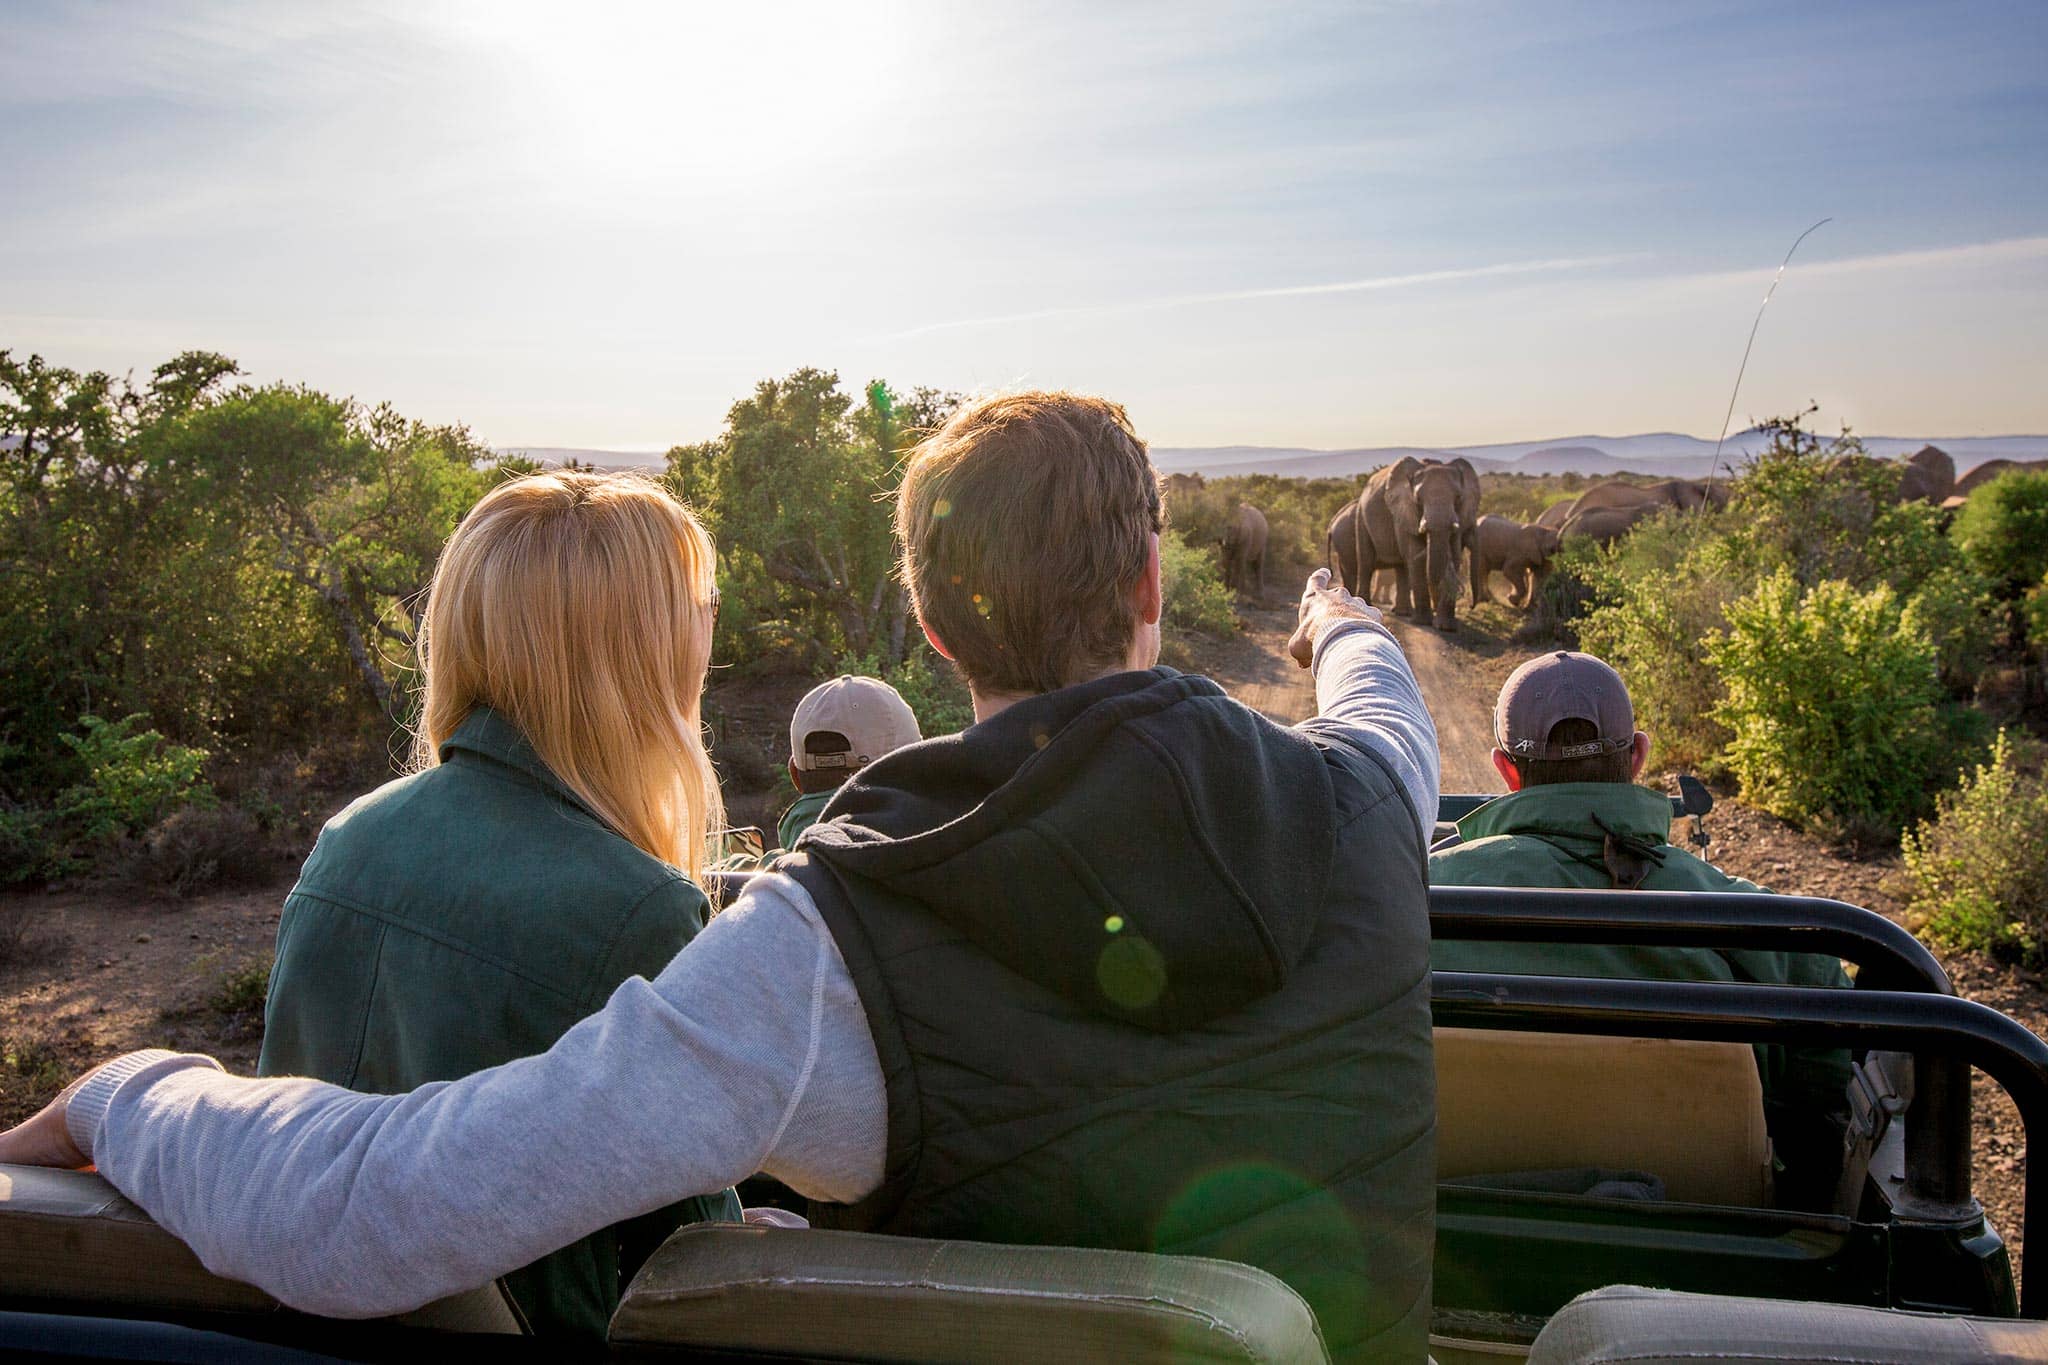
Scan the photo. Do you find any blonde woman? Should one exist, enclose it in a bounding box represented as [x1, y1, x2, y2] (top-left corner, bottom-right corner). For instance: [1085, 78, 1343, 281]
[257, 471, 738, 1342]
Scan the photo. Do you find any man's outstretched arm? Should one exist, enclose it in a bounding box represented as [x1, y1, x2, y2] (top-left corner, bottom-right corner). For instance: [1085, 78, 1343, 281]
[1287, 569, 1441, 842]
[0, 876, 885, 1318]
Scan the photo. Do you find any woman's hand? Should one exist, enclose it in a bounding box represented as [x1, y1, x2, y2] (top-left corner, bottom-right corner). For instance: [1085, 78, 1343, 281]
[0, 1064, 101, 1168]
[1288, 568, 1384, 668]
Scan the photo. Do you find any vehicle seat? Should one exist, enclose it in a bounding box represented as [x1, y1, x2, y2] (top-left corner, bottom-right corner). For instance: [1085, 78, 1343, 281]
[0, 1163, 524, 1333]
[1434, 1029, 1773, 1206]
[1527, 1284, 2048, 1363]
[610, 1223, 1329, 1363]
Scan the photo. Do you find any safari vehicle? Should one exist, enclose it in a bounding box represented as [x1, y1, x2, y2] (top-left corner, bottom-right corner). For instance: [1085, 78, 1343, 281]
[4, 795, 2047, 1363]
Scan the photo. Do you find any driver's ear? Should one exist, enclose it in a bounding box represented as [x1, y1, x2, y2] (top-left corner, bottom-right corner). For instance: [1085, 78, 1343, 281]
[1629, 731, 1650, 780]
[1491, 748, 1523, 793]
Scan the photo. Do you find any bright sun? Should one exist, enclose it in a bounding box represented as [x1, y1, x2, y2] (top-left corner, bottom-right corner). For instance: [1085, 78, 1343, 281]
[463, 2, 907, 185]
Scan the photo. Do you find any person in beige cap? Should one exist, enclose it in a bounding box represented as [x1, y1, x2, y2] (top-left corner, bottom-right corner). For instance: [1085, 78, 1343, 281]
[778, 675, 922, 850]
[1430, 649, 1852, 1209]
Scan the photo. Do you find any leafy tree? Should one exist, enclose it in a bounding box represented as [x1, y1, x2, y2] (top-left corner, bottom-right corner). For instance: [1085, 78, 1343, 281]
[667, 370, 958, 670]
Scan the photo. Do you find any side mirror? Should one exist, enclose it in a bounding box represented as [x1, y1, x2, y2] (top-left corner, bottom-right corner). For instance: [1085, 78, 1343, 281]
[1677, 774, 1713, 817]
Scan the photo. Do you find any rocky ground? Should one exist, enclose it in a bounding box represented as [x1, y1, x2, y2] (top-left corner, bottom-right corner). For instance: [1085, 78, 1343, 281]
[1, 593, 2038, 1290]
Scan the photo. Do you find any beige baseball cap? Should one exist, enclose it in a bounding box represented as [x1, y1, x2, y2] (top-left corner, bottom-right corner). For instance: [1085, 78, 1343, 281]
[1495, 652, 1635, 761]
[790, 676, 922, 773]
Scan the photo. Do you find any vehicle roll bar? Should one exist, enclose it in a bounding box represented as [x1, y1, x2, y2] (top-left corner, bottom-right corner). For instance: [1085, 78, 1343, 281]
[1429, 885, 1952, 995]
[1435, 971, 2048, 1317]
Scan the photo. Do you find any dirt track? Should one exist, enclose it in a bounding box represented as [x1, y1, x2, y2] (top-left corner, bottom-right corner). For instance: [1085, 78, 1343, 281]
[1202, 602, 1507, 797]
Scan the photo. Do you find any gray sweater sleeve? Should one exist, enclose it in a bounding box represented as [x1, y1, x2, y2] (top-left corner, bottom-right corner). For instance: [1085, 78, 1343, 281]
[1298, 616, 1441, 846]
[65, 873, 887, 1318]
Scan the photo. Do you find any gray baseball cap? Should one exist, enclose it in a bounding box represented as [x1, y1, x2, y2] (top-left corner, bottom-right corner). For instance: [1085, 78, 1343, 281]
[1494, 652, 1635, 761]
[790, 675, 922, 773]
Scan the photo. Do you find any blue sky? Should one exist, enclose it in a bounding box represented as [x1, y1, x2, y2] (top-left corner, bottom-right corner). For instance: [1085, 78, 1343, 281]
[3, 0, 2043, 448]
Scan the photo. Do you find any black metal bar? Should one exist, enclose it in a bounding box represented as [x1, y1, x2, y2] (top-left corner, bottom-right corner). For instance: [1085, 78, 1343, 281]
[1433, 972, 2048, 1317]
[1429, 886, 1952, 996]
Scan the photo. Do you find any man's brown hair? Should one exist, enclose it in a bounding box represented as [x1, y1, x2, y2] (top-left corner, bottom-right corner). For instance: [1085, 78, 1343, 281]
[897, 392, 1163, 696]
[1510, 717, 1635, 786]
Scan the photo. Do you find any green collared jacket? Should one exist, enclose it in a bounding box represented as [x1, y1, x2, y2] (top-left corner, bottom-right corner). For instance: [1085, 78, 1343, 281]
[776, 789, 834, 851]
[259, 706, 741, 1341]
[1430, 781, 1853, 1207]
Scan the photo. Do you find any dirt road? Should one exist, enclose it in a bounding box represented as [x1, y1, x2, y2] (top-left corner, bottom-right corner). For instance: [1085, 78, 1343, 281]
[1198, 603, 1511, 797]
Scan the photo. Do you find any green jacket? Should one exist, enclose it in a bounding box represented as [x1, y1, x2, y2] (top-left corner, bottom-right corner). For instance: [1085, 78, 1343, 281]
[1430, 781, 1853, 1207]
[259, 707, 740, 1341]
[776, 789, 834, 851]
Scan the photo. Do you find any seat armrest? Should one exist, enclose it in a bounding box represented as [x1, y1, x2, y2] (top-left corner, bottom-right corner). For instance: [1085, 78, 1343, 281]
[612, 1223, 1329, 1363]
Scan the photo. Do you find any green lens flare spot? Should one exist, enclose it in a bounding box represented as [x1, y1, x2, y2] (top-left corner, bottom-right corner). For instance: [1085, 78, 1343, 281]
[933, 498, 953, 519]
[1103, 915, 1124, 934]
[1096, 934, 1166, 1010]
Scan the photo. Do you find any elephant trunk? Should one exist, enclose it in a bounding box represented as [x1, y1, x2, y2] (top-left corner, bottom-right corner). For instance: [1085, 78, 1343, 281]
[1426, 527, 1458, 629]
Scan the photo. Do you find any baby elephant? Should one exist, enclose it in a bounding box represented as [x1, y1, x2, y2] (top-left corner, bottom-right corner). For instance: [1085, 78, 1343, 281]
[1471, 514, 1562, 609]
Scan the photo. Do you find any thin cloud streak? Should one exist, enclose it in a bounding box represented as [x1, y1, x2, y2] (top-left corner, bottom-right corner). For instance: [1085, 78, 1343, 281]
[872, 253, 1639, 342]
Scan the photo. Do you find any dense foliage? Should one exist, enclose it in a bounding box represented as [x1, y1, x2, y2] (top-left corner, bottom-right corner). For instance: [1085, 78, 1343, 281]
[1552, 416, 2004, 835]
[1903, 732, 2048, 964]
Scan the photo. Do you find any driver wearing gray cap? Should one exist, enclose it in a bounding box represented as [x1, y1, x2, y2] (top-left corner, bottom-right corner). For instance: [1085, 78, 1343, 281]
[1430, 650, 1853, 1210]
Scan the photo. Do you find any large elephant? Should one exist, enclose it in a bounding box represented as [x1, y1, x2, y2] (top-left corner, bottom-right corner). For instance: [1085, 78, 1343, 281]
[1220, 502, 1269, 599]
[1899, 445, 1955, 504]
[1162, 471, 1207, 502]
[1559, 501, 1659, 546]
[1560, 477, 1725, 524]
[1534, 498, 1577, 531]
[1354, 455, 1479, 630]
[1954, 458, 2048, 498]
[1471, 514, 1562, 609]
[1327, 501, 1362, 596]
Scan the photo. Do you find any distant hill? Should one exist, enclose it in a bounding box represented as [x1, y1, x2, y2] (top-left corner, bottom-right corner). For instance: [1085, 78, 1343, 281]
[497, 446, 666, 471]
[1148, 431, 2048, 480]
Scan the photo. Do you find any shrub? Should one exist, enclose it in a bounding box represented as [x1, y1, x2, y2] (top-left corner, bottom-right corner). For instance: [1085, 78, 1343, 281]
[0, 806, 67, 885]
[57, 714, 215, 842]
[1161, 529, 1239, 638]
[1901, 564, 1998, 691]
[1572, 511, 1742, 769]
[1902, 732, 2048, 963]
[1706, 570, 1951, 835]
[104, 805, 278, 898]
[1953, 471, 2048, 596]
[0, 906, 72, 969]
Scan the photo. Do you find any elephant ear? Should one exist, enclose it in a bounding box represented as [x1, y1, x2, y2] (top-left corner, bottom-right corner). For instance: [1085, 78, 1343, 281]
[1384, 456, 1423, 527]
[1448, 457, 1482, 519]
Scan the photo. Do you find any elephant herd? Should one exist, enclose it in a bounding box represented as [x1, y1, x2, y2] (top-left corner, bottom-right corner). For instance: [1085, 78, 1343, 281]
[1167, 444, 2017, 634]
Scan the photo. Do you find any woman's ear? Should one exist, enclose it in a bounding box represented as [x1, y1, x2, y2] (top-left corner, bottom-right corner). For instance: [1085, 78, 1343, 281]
[921, 619, 955, 661]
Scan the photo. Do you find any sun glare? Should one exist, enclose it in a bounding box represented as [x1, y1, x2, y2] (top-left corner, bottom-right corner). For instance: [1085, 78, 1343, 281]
[460, 3, 906, 185]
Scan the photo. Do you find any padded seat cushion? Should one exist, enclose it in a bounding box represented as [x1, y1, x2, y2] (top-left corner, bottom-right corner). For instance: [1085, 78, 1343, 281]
[1436, 1028, 1773, 1206]
[612, 1223, 1329, 1363]
[1529, 1285, 2048, 1363]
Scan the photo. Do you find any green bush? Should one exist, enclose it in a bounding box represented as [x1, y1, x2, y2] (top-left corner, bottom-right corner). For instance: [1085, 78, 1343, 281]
[1572, 511, 1742, 769]
[57, 714, 215, 842]
[1161, 529, 1240, 638]
[1706, 570, 1950, 835]
[1953, 471, 2048, 596]
[1902, 732, 2048, 963]
[1901, 564, 1998, 690]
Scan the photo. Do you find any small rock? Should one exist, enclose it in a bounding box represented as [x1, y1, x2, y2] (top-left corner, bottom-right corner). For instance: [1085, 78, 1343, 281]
[135, 933, 152, 944]
[97, 958, 113, 969]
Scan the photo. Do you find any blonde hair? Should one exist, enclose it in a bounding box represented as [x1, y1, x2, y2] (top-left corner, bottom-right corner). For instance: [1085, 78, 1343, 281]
[413, 471, 725, 883]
